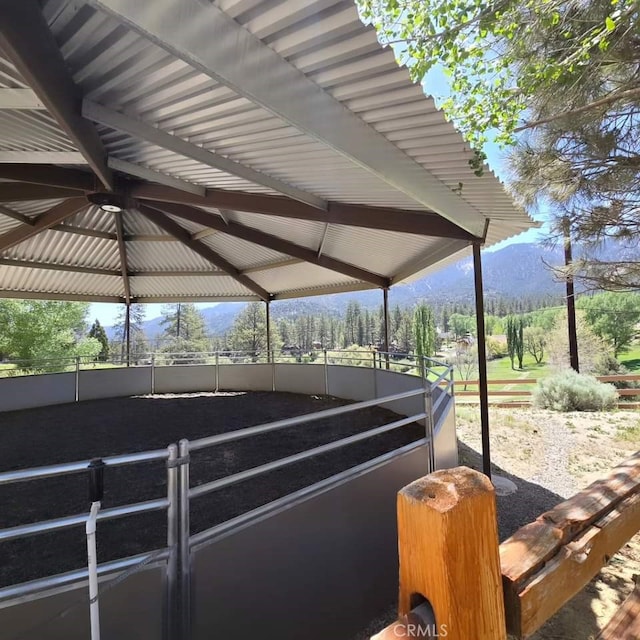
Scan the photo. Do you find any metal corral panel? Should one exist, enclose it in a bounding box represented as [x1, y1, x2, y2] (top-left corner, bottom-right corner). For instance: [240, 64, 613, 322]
[191, 443, 429, 640]
[0, 565, 165, 640]
[78, 367, 152, 400]
[153, 364, 215, 393]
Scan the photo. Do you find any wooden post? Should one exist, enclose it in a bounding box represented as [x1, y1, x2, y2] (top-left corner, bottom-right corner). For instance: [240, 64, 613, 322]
[397, 466, 506, 640]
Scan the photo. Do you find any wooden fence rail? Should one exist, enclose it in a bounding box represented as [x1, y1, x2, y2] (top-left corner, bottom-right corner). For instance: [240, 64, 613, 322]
[451, 373, 640, 408]
[371, 452, 640, 639]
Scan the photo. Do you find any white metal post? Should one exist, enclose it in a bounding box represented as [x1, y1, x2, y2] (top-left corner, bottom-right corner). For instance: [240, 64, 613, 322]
[323, 349, 329, 396]
[178, 439, 190, 640]
[151, 354, 155, 395]
[166, 444, 179, 639]
[75, 355, 80, 402]
[86, 501, 101, 640]
[215, 351, 219, 392]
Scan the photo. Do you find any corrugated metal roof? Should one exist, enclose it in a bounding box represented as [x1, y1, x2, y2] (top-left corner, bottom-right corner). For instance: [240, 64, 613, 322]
[0, 0, 536, 302]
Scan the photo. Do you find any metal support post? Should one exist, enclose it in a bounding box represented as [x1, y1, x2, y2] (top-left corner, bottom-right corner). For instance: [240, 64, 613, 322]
[151, 354, 155, 395]
[215, 351, 219, 392]
[271, 349, 276, 392]
[383, 287, 390, 370]
[323, 349, 329, 395]
[75, 355, 81, 402]
[423, 383, 436, 472]
[166, 444, 179, 640]
[177, 439, 191, 640]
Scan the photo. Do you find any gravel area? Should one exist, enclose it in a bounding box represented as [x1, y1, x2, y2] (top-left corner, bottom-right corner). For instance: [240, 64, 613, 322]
[0, 391, 423, 587]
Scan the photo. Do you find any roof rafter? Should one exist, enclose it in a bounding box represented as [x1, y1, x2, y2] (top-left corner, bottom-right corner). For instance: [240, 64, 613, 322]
[0, 164, 97, 191]
[136, 204, 270, 301]
[0, 204, 33, 226]
[0, 183, 86, 202]
[131, 184, 475, 240]
[83, 100, 326, 210]
[0, 0, 113, 189]
[154, 201, 389, 288]
[113, 211, 131, 304]
[88, 0, 485, 235]
[0, 197, 88, 252]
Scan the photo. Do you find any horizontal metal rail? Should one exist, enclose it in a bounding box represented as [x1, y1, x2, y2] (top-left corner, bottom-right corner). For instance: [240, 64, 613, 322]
[190, 412, 426, 498]
[0, 448, 168, 486]
[431, 388, 452, 415]
[189, 387, 425, 451]
[0, 498, 169, 543]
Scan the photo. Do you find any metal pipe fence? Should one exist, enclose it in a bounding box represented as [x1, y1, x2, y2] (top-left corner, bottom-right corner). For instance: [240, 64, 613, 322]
[0, 353, 454, 639]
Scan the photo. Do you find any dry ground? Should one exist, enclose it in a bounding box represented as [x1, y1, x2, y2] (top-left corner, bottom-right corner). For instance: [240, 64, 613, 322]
[459, 406, 640, 640]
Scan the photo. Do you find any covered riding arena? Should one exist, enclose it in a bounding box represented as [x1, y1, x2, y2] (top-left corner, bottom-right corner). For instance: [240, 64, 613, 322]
[0, 1, 534, 638]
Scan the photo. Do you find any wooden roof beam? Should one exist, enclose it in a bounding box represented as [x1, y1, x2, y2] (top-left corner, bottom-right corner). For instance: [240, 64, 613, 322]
[131, 184, 476, 241]
[0, 164, 98, 191]
[136, 204, 270, 301]
[154, 200, 390, 288]
[0, 197, 87, 251]
[0, 1, 112, 189]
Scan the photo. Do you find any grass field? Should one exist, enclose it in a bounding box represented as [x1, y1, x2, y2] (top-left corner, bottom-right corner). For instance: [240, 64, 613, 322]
[619, 345, 640, 371]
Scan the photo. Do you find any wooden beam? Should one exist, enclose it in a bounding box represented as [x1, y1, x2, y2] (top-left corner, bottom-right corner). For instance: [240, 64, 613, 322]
[0, 197, 87, 251]
[597, 583, 640, 639]
[0, 204, 32, 226]
[501, 450, 640, 638]
[131, 184, 476, 240]
[153, 201, 390, 287]
[0, 164, 97, 191]
[0, 258, 120, 277]
[136, 204, 270, 301]
[242, 258, 303, 274]
[83, 101, 325, 209]
[113, 212, 131, 304]
[0, 88, 44, 109]
[130, 270, 226, 277]
[0, 183, 85, 201]
[53, 224, 117, 241]
[0, 1, 112, 189]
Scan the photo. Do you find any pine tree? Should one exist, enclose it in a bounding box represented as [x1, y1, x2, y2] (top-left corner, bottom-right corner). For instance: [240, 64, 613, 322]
[413, 303, 437, 362]
[161, 303, 209, 353]
[88, 319, 109, 361]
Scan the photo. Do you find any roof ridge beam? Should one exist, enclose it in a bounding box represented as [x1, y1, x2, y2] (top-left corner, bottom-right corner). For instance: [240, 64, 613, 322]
[0, 0, 112, 189]
[131, 184, 475, 240]
[0, 197, 87, 251]
[83, 100, 326, 210]
[136, 204, 270, 301]
[154, 200, 389, 288]
[87, 0, 485, 235]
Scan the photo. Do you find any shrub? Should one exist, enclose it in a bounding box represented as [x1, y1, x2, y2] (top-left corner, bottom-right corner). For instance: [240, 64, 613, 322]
[486, 337, 508, 360]
[533, 370, 618, 412]
[593, 354, 640, 397]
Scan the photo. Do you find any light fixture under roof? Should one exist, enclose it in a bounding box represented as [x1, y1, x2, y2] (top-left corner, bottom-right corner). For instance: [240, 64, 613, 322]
[86, 192, 128, 213]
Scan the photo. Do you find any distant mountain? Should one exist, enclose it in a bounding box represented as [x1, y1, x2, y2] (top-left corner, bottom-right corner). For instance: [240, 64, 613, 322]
[106, 240, 635, 338]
